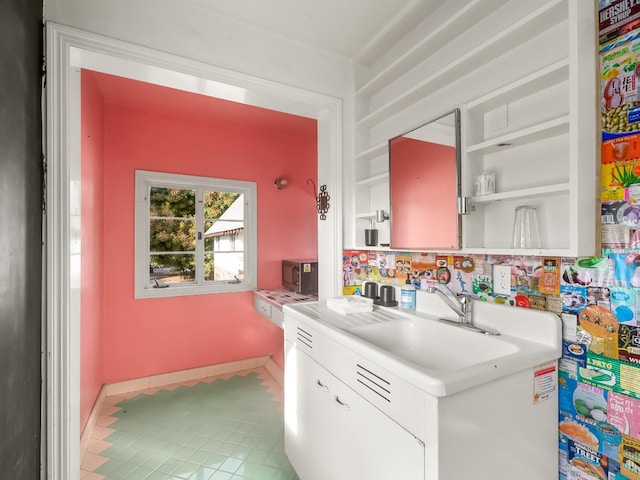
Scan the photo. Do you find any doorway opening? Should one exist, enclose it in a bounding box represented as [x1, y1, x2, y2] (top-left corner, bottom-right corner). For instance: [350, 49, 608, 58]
[46, 23, 342, 480]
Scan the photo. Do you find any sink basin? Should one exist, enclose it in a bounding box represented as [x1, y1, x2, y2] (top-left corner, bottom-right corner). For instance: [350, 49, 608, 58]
[284, 299, 561, 396]
[345, 319, 518, 371]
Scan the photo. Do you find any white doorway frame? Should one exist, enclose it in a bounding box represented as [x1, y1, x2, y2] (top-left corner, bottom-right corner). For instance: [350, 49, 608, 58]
[46, 23, 343, 480]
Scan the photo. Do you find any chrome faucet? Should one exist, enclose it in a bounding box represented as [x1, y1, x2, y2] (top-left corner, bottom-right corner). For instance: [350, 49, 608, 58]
[426, 284, 472, 323]
[426, 284, 499, 335]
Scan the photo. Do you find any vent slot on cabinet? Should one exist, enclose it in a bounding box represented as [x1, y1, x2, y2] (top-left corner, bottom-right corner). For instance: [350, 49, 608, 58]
[356, 364, 391, 402]
[296, 327, 313, 349]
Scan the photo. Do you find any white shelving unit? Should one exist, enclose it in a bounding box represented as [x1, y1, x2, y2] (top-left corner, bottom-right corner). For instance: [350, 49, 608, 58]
[355, 0, 566, 129]
[348, 0, 598, 256]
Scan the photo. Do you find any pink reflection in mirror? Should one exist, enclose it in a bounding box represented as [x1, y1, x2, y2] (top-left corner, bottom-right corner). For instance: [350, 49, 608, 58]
[389, 135, 458, 250]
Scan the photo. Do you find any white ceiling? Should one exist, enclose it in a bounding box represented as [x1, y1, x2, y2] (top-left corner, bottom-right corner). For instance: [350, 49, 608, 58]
[183, 0, 439, 61]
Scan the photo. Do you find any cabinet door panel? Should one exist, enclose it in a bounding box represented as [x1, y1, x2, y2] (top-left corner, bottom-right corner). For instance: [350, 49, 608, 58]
[285, 344, 424, 480]
[284, 343, 335, 480]
[328, 375, 424, 480]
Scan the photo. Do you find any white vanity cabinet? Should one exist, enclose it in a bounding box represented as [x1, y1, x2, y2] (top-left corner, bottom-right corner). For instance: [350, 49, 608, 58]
[285, 342, 424, 480]
[283, 301, 561, 480]
[284, 317, 425, 480]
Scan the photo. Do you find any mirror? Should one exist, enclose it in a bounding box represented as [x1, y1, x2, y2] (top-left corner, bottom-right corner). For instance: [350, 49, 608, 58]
[389, 109, 461, 250]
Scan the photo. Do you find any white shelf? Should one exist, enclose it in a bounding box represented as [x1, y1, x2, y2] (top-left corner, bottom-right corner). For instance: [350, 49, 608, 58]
[347, 0, 597, 256]
[355, 142, 387, 161]
[355, 0, 567, 128]
[346, 245, 392, 251]
[466, 58, 569, 112]
[466, 115, 570, 154]
[356, 172, 389, 187]
[355, 0, 501, 96]
[471, 183, 570, 203]
[459, 247, 572, 256]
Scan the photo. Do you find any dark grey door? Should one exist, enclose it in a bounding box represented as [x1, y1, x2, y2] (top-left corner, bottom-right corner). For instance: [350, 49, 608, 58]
[0, 0, 43, 477]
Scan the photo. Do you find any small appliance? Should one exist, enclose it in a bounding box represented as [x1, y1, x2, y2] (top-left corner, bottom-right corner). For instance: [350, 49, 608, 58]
[282, 259, 318, 295]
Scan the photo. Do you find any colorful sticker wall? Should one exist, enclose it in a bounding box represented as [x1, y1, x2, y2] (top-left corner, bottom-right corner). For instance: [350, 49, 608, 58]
[342, 249, 637, 479]
[340, 3, 640, 479]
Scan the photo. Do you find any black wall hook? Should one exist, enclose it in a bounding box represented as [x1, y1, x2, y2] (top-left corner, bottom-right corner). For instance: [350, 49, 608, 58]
[307, 178, 330, 220]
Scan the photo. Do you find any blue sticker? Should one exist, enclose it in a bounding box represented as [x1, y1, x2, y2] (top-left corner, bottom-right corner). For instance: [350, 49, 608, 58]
[629, 105, 640, 124]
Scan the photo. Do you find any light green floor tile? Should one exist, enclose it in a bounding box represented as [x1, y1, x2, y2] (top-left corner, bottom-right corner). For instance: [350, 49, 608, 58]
[210, 471, 233, 480]
[219, 457, 243, 474]
[144, 472, 169, 480]
[201, 438, 223, 453]
[142, 453, 170, 471]
[124, 465, 154, 480]
[215, 443, 236, 456]
[203, 452, 227, 469]
[187, 465, 216, 480]
[110, 460, 138, 478]
[172, 461, 200, 478]
[92, 372, 298, 480]
[186, 448, 210, 465]
[95, 457, 125, 475]
[157, 457, 183, 474]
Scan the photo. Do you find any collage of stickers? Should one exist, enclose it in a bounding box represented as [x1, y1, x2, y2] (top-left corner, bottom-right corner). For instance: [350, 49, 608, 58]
[342, 249, 640, 479]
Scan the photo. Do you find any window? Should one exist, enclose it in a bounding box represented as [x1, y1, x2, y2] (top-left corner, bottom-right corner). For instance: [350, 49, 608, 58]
[135, 170, 256, 298]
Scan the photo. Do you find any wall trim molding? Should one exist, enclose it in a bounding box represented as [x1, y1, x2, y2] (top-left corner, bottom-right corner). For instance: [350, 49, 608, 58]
[265, 357, 284, 387]
[46, 22, 342, 480]
[103, 355, 272, 397]
[79, 385, 106, 464]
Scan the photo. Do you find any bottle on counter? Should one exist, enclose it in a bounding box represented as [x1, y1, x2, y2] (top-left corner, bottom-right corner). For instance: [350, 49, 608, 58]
[400, 274, 416, 311]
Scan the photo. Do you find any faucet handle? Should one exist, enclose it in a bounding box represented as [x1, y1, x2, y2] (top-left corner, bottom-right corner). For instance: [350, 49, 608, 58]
[459, 294, 473, 314]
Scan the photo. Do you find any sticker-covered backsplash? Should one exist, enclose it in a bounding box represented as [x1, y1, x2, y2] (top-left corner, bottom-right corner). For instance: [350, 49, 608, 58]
[342, 250, 640, 479]
[343, 252, 573, 312]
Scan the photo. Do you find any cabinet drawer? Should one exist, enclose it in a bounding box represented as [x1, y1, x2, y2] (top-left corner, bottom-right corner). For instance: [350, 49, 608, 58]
[270, 307, 284, 329]
[254, 295, 272, 319]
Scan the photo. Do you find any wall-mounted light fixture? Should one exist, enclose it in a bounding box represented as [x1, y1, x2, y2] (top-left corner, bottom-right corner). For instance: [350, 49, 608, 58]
[376, 209, 389, 222]
[274, 176, 289, 190]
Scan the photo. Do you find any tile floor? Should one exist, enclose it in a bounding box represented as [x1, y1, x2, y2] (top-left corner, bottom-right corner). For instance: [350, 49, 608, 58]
[81, 368, 299, 480]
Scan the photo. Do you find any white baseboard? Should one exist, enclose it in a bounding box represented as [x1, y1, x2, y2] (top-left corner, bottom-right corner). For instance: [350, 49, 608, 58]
[80, 384, 107, 463]
[104, 355, 271, 396]
[265, 358, 284, 387]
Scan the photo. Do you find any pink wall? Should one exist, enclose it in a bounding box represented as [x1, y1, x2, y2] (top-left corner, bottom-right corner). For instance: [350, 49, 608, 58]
[80, 71, 105, 431]
[389, 137, 458, 249]
[95, 72, 317, 383]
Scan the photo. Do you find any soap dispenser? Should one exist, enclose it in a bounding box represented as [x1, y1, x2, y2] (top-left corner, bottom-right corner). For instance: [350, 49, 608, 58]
[400, 274, 416, 311]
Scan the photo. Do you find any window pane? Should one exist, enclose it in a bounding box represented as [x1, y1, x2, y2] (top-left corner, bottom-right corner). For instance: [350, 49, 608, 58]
[204, 220, 214, 252]
[203, 193, 244, 246]
[205, 252, 244, 282]
[149, 254, 196, 283]
[150, 219, 196, 252]
[150, 187, 196, 218]
[204, 191, 240, 219]
[203, 191, 244, 282]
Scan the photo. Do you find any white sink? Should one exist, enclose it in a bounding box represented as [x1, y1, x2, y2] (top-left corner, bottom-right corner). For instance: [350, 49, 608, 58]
[284, 292, 561, 396]
[345, 318, 518, 371]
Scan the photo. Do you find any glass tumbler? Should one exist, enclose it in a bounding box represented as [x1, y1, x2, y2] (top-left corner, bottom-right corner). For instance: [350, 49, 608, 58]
[511, 206, 541, 249]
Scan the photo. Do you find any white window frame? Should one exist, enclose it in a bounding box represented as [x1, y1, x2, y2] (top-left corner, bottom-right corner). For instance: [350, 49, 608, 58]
[134, 170, 257, 299]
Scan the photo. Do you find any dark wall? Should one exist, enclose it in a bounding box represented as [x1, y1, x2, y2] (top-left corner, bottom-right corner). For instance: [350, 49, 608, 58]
[0, 0, 43, 477]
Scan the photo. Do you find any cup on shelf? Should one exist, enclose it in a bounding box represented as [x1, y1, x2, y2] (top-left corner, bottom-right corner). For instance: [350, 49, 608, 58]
[365, 228, 378, 246]
[475, 171, 495, 196]
[512, 206, 541, 249]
